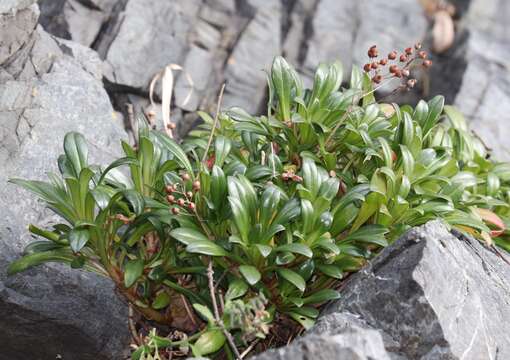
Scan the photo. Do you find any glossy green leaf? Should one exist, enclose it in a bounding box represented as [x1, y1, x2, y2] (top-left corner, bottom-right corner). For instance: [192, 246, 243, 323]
[278, 268, 305, 292]
[239, 265, 261, 285]
[124, 258, 144, 288]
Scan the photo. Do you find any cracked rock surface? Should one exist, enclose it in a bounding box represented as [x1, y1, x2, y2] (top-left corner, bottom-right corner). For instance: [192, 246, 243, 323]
[0, 1, 129, 359]
[251, 221, 510, 360]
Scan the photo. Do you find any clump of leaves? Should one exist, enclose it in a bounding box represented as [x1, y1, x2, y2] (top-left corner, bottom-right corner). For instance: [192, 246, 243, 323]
[8, 48, 510, 359]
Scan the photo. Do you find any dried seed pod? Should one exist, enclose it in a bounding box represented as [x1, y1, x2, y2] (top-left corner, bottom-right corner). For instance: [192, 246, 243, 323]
[393, 69, 403, 78]
[171, 207, 180, 215]
[423, 59, 433, 68]
[368, 45, 378, 58]
[418, 50, 427, 59]
[371, 62, 379, 70]
[389, 65, 399, 74]
[372, 74, 383, 84]
[363, 63, 372, 72]
[405, 47, 413, 55]
[388, 51, 397, 60]
[399, 54, 408, 62]
[379, 58, 388, 66]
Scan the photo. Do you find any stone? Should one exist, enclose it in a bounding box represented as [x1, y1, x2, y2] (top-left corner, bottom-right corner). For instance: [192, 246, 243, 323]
[319, 221, 510, 360]
[103, 0, 201, 89]
[450, 0, 510, 162]
[222, 0, 281, 113]
[0, 1, 39, 65]
[0, 4, 130, 359]
[252, 313, 391, 360]
[303, 0, 426, 80]
[175, 45, 214, 112]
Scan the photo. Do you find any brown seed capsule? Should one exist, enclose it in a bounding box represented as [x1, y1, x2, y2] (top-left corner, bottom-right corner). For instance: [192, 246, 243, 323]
[188, 202, 196, 210]
[282, 172, 290, 181]
[393, 69, 403, 78]
[371, 62, 379, 70]
[418, 50, 427, 59]
[402, 69, 410, 77]
[363, 63, 372, 72]
[379, 58, 388, 66]
[192, 180, 201, 191]
[372, 74, 383, 84]
[181, 173, 191, 182]
[399, 54, 408, 62]
[389, 65, 399, 74]
[167, 123, 176, 129]
[147, 110, 156, 118]
[171, 207, 180, 215]
[165, 184, 174, 194]
[368, 45, 378, 58]
[414, 42, 422, 50]
[422, 59, 433, 68]
[166, 194, 175, 203]
[177, 198, 185, 207]
[388, 51, 397, 60]
[186, 191, 193, 198]
[407, 79, 417, 88]
[405, 47, 413, 55]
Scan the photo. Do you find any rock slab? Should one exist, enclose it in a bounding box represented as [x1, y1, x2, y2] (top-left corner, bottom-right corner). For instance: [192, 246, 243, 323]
[0, 2, 130, 359]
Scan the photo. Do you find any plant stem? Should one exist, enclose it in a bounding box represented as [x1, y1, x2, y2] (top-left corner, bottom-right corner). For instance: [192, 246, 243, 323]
[207, 259, 242, 359]
[202, 83, 226, 163]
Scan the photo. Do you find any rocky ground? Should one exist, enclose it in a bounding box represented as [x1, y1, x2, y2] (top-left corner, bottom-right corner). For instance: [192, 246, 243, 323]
[1, 0, 510, 359]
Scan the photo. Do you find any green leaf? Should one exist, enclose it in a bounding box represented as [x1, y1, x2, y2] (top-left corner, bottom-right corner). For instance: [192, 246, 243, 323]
[239, 265, 261, 285]
[97, 157, 138, 185]
[214, 136, 232, 167]
[63, 132, 88, 177]
[193, 303, 215, 324]
[170, 228, 209, 245]
[271, 56, 295, 121]
[287, 312, 315, 329]
[123, 190, 145, 215]
[343, 224, 389, 247]
[68, 228, 89, 253]
[317, 264, 343, 279]
[8, 248, 75, 275]
[192, 329, 225, 357]
[225, 279, 249, 301]
[124, 258, 144, 288]
[152, 292, 171, 309]
[277, 268, 305, 292]
[187, 240, 228, 257]
[303, 289, 341, 304]
[152, 131, 194, 176]
[276, 243, 313, 258]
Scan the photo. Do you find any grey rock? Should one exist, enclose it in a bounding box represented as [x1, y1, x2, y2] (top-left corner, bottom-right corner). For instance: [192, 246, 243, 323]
[0, 0, 35, 14]
[222, 0, 281, 113]
[0, 2, 39, 65]
[175, 45, 214, 112]
[303, 0, 426, 80]
[0, 5, 130, 359]
[320, 221, 510, 360]
[451, 0, 510, 161]
[104, 0, 201, 89]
